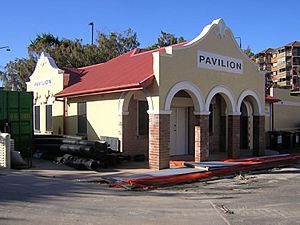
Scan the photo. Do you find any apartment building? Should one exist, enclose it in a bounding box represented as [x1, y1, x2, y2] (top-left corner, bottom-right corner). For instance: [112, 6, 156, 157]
[256, 42, 300, 92]
[255, 48, 273, 72]
[271, 41, 300, 91]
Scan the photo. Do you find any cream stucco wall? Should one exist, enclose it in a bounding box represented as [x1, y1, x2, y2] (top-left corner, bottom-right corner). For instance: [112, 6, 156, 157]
[67, 94, 121, 140]
[271, 88, 300, 130]
[265, 103, 272, 132]
[26, 53, 64, 134]
[150, 19, 265, 116]
[87, 96, 120, 140]
[65, 101, 77, 136]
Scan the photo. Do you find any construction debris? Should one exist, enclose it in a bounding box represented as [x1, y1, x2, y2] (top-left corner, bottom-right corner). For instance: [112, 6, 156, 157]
[218, 205, 234, 214]
[34, 135, 130, 171]
[107, 154, 300, 190]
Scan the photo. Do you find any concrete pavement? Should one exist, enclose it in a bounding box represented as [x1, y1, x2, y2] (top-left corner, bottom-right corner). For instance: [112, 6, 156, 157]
[1, 159, 300, 225]
[0, 166, 228, 225]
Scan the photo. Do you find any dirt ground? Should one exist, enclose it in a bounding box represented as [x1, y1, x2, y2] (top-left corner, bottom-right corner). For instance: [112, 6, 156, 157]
[156, 162, 300, 225]
[1, 158, 300, 225]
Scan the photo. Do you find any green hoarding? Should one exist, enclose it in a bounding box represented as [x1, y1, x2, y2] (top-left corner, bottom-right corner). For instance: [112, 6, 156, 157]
[0, 90, 33, 158]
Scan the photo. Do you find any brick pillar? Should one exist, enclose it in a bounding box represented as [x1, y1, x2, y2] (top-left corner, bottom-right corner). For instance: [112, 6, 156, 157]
[228, 115, 240, 158]
[149, 114, 170, 170]
[195, 115, 209, 162]
[253, 116, 265, 156]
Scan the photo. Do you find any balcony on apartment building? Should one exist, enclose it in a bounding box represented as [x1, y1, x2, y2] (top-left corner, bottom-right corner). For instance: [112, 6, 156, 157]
[293, 49, 300, 57]
[257, 57, 264, 64]
[256, 57, 271, 64]
[293, 58, 300, 66]
[271, 58, 277, 64]
[271, 66, 277, 72]
[286, 51, 292, 57]
[277, 76, 292, 87]
[277, 61, 287, 69]
[285, 71, 294, 80]
[261, 65, 272, 71]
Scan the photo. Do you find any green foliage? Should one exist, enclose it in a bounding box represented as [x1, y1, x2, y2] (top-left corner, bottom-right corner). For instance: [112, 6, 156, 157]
[97, 28, 140, 61]
[28, 33, 61, 58]
[1, 29, 139, 90]
[1, 28, 184, 91]
[1, 57, 36, 90]
[243, 46, 255, 61]
[147, 30, 186, 50]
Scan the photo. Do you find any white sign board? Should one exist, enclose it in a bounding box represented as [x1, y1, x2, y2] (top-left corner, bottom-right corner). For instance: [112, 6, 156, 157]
[34, 78, 52, 88]
[197, 50, 243, 74]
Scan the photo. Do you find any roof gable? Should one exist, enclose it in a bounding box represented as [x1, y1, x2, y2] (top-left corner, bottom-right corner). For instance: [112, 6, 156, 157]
[55, 48, 156, 98]
[163, 18, 260, 74]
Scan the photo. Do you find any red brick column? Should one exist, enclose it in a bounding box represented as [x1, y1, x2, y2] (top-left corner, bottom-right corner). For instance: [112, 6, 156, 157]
[195, 115, 209, 162]
[253, 116, 265, 156]
[120, 100, 149, 157]
[149, 113, 170, 170]
[228, 115, 240, 158]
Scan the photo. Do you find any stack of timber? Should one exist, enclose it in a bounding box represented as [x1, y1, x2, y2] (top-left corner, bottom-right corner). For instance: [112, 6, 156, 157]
[34, 135, 129, 171]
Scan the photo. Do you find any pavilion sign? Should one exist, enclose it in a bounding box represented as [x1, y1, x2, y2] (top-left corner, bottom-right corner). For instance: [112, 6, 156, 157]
[197, 50, 243, 74]
[33, 78, 52, 88]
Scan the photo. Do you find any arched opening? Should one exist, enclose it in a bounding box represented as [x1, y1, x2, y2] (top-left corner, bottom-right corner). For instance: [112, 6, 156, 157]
[169, 90, 195, 160]
[163, 81, 208, 165]
[164, 81, 205, 114]
[239, 96, 261, 157]
[34, 98, 41, 132]
[240, 102, 250, 150]
[46, 96, 53, 132]
[119, 91, 150, 163]
[205, 85, 238, 160]
[208, 94, 228, 159]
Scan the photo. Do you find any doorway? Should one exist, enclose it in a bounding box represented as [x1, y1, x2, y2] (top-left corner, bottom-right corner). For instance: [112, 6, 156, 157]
[170, 107, 188, 155]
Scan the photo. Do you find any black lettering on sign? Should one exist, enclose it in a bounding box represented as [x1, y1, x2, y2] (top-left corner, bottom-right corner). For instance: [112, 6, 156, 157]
[199, 55, 205, 62]
[205, 57, 211, 64]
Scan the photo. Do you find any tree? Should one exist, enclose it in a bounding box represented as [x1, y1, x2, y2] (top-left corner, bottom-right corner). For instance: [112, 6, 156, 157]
[97, 28, 140, 61]
[1, 57, 36, 90]
[28, 33, 61, 59]
[243, 46, 255, 61]
[147, 30, 186, 50]
[0, 28, 139, 90]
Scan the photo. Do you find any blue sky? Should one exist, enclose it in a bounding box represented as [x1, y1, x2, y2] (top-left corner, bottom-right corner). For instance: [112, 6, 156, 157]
[0, 0, 299, 73]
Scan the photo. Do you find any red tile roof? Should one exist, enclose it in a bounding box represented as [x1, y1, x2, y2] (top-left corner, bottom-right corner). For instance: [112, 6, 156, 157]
[62, 67, 85, 88]
[56, 42, 187, 98]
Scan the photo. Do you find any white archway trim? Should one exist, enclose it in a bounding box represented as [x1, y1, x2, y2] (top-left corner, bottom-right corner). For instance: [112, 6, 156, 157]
[227, 112, 242, 116]
[194, 111, 211, 116]
[147, 110, 172, 115]
[143, 89, 154, 112]
[118, 90, 154, 116]
[205, 85, 237, 114]
[164, 81, 205, 114]
[46, 96, 53, 105]
[35, 97, 41, 106]
[237, 89, 264, 116]
[118, 92, 132, 115]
